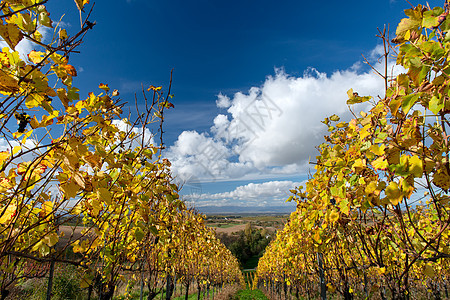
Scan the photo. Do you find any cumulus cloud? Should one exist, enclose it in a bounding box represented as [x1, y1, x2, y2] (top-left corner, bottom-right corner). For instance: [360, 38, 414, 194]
[169, 130, 256, 182]
[167, 47, 401, 183]
[184, 180, 302, 207]
[216, 93, 232, 108]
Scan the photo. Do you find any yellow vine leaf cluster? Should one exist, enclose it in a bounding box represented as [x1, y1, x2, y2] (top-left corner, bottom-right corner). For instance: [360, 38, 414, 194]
[257, 3, 450, 300]
[0, 1, 242, 299]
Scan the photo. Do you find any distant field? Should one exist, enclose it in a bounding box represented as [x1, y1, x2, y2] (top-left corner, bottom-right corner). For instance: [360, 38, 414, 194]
[209, 223, 277, 234]
[207, 223, 240, 228]
[205, 214, 287, 232]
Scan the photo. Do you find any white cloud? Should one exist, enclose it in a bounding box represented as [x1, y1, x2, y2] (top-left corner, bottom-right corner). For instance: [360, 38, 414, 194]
[0, 137, 41, 157]
[167, 48, 401, 183]
[216, 93, 231, 108]
[169, 130, 255, 182]
[184, 180, 302, 207]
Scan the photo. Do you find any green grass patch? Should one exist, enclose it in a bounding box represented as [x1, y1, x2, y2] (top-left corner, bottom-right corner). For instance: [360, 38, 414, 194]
[172, 293, 198, 300]
[231, 289, 268, 300]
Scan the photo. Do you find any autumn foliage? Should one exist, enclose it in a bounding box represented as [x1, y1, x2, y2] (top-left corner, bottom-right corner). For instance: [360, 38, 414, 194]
[0, 1, 242, 299]
[257, 2, 450, 300]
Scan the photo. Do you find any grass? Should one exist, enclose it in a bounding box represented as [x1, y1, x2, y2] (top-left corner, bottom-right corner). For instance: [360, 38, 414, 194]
[114, 284, 245, 300]
[206, 223, 240, 228]
[172, 293, 198, 300]
[231, 289, 268, 300]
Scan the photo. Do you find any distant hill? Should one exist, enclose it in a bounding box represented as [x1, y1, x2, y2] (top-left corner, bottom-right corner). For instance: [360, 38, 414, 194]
[195, 205, 296, 215]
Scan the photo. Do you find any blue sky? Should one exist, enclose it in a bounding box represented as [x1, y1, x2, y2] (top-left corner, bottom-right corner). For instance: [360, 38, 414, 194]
[41, 0, 441, 212]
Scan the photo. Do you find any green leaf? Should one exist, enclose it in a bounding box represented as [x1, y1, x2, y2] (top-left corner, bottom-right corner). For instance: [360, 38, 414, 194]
[135, 228, 144, 242]
[429, 95, 444, 114]
[408, 65, 430, 86]
[149, 226, 158, 236]
[360, 141, 372, 152]
[329, 114, 340, 122]
[401, 94, 419, 114]
[396, 17, 421, 37]
[339, 198, 349, 215]
[422, 14, 439, 28]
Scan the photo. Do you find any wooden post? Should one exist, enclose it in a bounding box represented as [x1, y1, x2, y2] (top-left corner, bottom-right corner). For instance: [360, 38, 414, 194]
[46, 260, 55, 300]
[317, 253, 326, 300]
[140, 272, 144, 300]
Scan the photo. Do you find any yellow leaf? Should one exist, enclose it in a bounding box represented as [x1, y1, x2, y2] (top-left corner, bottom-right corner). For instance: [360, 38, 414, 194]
[72, 172, 85, 189]
[387, 146, 400, 164]
[370, 144, 385, 156]
[385, 181, 402, 205]
[98, 187, 111, 205]
[365, 181, 378, 194]
[0, 204, 16, 224]
[12, 145, 21, 155]
[360, 125, 371, 140]
[424, 264, 435, 278]
[329, 210, 339, 223]
[44, 232, 59, 247]
[17, 162, 29, 175]
[74, 0, 90, 11]
[25, 94, 42, 108]
[0, 69, 19, 94]
[401, 177, 415, 199]
[58, 28, 68, 40]
[28, 50, 45, 64]
[99, 83, 110, 92]
[347, 88, 354, 99]
[408, 155, 423, 178]
[30, 116, 39, 129]
[63, 64, 77, 77]
[84, 153, 101, 169]
[351, 158, 366, 171]
[0, 23, 23, 50]
[72, 241, 83, 253]
[33, 31, 42, 42]
[79, 278, 92, 289]
[60, 181, 80, 199]
[31, 240, 45, 253]
[0, 151, 9, 164]
[371, 156, 388, 170]
[433, 168, 450, 190]
[313, 230, 322, 244]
